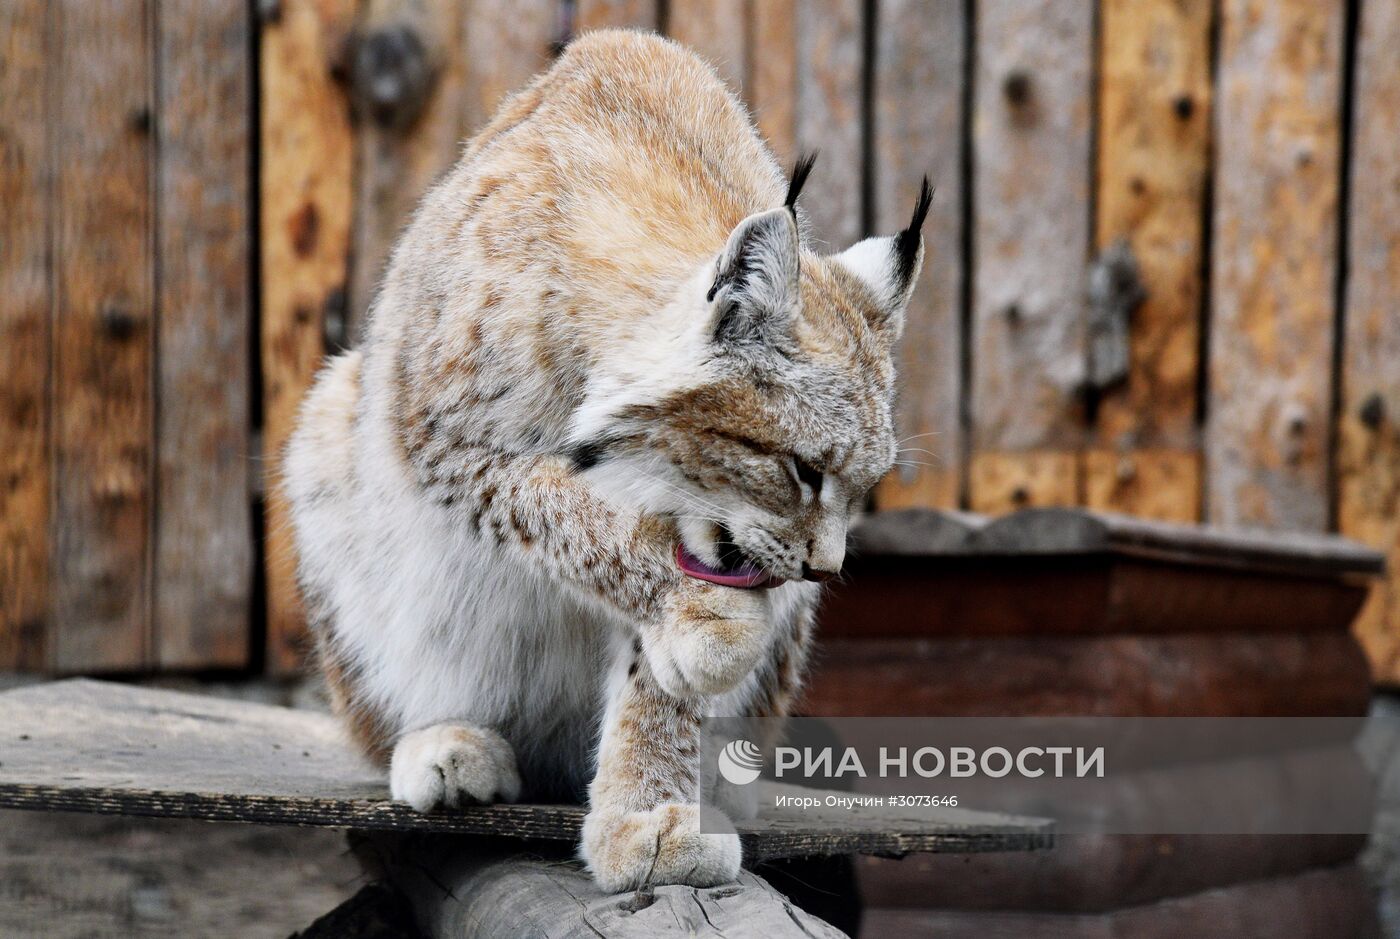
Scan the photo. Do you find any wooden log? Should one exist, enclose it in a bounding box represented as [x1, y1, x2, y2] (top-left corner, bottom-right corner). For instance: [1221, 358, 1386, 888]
[375, 838, 848, 938]
[968, 0, 1094, 513]
[856, 834, 1366, 913]
[574, 0, 659, 32]
[667, 0, 747, 94]
[1085, 0, 1212, 523]
[794, 0, 865, 250]
[861, 863, 1378, 939]
[1337, 0, 1400, 685]
[870, 0, 966, 511]
[0, 0, 50, 670]
[50, 0, 156, 672]
[260, 0, 356, 673]
[153, 0, 253, 670]
[0, 680, 1052, 858]
[1206, 0, 1345, 531]
[801, 634, 1372, 717]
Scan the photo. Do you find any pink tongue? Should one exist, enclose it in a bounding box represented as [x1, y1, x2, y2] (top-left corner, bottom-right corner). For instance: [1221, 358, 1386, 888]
[675, 544, 786, 590]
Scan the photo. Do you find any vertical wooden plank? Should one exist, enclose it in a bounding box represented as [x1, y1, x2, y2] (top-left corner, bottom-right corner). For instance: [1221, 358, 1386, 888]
[461, 0, 557, 136]
[0, 0, 50, 669]
[1206, 0, 1343, 531]
[1338, 0, 1400, 682]
[793, 0, 865, 251]
[351, 0, 557, 336]
[49, 0, 156, 672]
[749, 0, 797, 164]
[575, 0, 658, 32]
[1083, 0, 1213, 523]
[154, 0, 253, 670]
[870, 0, 965, 510]
[261, 0, 356, 673]
[667, 0, 747, 94]
[968, 0, 1094, 514]
[348, 0, 468, 334]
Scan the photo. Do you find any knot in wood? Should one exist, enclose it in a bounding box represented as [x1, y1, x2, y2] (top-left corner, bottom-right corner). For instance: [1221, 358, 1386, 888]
[350, 25, 436, 130]
[1002, 69, 1032, 107]
[99, 303, 140, 341]
[1359, 393, 1386, 431]
[1086, 239, 1146, 393]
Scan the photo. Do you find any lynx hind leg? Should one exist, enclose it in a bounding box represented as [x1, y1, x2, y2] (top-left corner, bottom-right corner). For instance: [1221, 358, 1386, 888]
[390, 723, 522, 812]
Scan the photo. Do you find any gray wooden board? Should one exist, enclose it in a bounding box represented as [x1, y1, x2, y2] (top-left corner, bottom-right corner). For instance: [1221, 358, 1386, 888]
[0, 680, 1051, 860]
[851, 507, 1385, 577]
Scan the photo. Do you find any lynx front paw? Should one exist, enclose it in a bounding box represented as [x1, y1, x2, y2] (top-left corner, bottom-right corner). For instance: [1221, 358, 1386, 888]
[648, 581, 771, 698]
[581, 803, 741, 893]
[389, 723, 522, 812]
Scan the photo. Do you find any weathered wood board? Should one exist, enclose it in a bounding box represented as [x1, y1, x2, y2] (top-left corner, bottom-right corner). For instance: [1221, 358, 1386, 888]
[348, 0, 559, 337]
[49, 0, 155, 672]
[667, 0, 747, 95]
[870, 0, 966, 511]
[459, 0, 556, 138]
[748, 0, 798, 164]
[575, 0, 659, 32]
[804, 633, 1372, 718]
[848, 507, 1385, 575]
[856, 833, 1365, 913]
[1206, 0, 1344, 531]
[1086, 0, 1212, 523]
[820, 559, 1370, 637]
[0, 0, 50, 671]
[793, 0, 865, 252]
[969, 0, 1095, 513]
[1337, 0, 1400, 685]
[862, 863, 1377, 939]
[260, 0, 356, 674]
[154, 0, 253, 670]
[0, 680, 1052, 861]
[347, 0, 469, 338]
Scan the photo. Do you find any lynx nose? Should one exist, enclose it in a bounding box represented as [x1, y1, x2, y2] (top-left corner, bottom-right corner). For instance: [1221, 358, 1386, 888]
[801, 562, 838, 583]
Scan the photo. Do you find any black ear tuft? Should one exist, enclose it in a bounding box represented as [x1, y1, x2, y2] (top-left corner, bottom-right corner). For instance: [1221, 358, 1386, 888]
[784, 152, 819, 217]
[893, 176, 933, 287]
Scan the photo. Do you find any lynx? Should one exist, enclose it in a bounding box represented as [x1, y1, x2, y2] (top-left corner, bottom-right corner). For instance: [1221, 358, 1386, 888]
[285, 29, 927, 892]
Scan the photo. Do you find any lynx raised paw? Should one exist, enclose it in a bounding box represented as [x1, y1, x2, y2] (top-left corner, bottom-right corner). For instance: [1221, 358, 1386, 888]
[389, 723, 522, 812]
[646, 579, 771, 698]
[581, 803, 741, 893]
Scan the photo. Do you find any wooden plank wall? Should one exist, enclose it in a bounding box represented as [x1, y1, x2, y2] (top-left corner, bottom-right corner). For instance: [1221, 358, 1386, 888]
[259, 0, 356, 673]
[0, 0, 253, 674]
[1339, 0, 1400, 678]
[1086, 0, 1212, 523]
[7, 1, 1400, 681]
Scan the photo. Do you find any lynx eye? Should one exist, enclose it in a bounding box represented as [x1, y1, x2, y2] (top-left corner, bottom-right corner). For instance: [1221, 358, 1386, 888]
[792, 455, 824, 496]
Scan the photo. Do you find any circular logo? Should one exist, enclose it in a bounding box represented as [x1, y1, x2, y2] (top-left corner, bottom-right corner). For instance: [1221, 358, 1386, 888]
[717, 739, 763, 786]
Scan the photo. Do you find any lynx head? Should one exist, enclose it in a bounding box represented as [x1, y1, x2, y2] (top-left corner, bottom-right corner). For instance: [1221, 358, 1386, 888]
[573, 159, 931, 586]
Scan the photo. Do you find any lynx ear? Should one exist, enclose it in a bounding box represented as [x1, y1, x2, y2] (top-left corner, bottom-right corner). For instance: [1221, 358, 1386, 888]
[833, 177, 933, 338]
[707, 207, 800, 349]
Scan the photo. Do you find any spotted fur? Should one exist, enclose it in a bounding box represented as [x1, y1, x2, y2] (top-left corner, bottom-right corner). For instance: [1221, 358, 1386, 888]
[285, 30, 925, 893]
